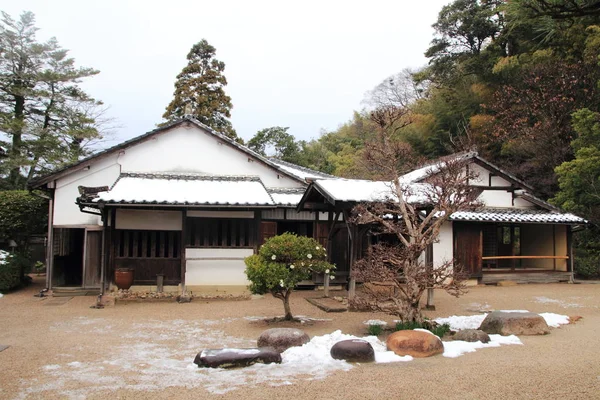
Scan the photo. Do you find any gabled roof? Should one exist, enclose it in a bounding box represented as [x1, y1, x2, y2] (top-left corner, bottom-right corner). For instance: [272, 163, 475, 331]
[79, 172, 276, 207]
[269, 158, 335, 181]
[266, 187, 306, 207]
[29, 116, 307, 188]
[399, 151, 535, 192]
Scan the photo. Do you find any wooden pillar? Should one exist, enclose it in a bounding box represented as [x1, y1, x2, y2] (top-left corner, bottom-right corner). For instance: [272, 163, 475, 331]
[553, 225, 557, 271]
[180, 209, 187, 294]
[45, 196, 54, 291]
[100, 208, 108, 296]
[567, 225, 574, 282]
[425, 243, 435, 310]
[323, 273, 330, 297]
[343, 209, 356, 299]
[253, 210, 262, 252]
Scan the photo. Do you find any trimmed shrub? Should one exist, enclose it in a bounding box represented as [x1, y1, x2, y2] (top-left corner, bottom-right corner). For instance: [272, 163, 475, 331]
[0, 251, 31, 291]
[245, 233, 335, 320]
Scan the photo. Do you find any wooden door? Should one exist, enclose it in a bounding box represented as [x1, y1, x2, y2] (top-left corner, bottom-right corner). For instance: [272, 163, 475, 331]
[83, 230, 102, 288]
[454, 223, 482, 277]
[259, 221, 277, 246]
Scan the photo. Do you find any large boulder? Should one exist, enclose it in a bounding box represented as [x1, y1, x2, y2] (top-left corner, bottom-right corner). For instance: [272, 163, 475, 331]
[479, 311, 550, 336]
[194, 347, 281, 368]
[386, 330, 444, 358]
[330, 339, 375, 363]
[453, 329, 490, 343]
[257, 328, 310, 353]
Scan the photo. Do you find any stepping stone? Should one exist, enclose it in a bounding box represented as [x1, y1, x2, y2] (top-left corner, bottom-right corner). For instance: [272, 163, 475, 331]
[0, 345, 9, 352]
[453, 329, 490, 343]
[43, 297, 72, 306]
[194, 347, 281, 369]
[330, 339, 375, 362]
[257, 328, 310, 353]
[479, 311, 549, 336]
[386, 330, 444, 358]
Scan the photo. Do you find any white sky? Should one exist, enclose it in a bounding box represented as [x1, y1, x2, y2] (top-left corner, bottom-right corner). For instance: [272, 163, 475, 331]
[5, 0, 448, 145]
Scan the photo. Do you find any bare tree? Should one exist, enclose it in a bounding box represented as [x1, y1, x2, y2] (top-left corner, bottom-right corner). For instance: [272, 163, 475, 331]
[350, 114, 481, 323]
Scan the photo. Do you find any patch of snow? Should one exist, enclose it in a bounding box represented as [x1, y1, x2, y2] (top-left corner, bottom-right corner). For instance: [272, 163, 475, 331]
[539, 313, 570, 328]
[436, 311, 570, 331]
[435, 314, 487, 331]
[42, 365, 61, 371]
[0, 293, 3, 298]
[442, 335, 522, 358]
[363, 319, 387, 326]
[533, 296, 582, 308]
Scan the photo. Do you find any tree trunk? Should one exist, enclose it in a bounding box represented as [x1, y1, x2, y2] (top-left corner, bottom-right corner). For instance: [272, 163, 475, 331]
[9, 94, 25, 189]
[283, 290, 293, 321]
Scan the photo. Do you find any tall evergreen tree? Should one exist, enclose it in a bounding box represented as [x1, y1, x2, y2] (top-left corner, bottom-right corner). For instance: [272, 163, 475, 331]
[0, 11, 105, 189]
[163, 39, 240, 142]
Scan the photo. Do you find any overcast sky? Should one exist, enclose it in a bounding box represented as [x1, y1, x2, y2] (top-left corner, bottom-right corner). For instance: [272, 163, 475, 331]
[6, 0, 449, 145]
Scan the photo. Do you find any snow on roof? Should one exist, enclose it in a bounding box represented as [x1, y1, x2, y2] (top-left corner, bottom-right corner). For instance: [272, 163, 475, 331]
[269, 159, 335, 181]
[267, 188, 305, 207]
[399, 152, 477, 184]
[312, 178, 430, 204]
[95, 173, 275, 206]
[450, 208, 586, 224]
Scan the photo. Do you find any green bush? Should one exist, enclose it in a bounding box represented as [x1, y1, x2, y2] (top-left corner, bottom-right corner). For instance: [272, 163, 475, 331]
[394, 320, 451, 339]
[574, 254, 600, 279]
[367, 324, 383, 336]
[245, 233, 335, 320]
[0, 251, 31, 291]
[0, 191, 47, 248]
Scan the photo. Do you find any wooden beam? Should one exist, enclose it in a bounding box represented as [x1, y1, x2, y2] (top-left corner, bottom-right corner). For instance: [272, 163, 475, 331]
[45, 196, 54, 291]
[567, 226, 574, 278]
[482, 255, 569, 260]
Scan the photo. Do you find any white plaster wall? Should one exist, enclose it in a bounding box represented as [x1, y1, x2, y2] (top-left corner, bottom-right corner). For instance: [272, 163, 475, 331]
[470, 163, 511, 186]
[118, 125, 303, 188]
[478, 190, 514, 208]
[53, 155, 121, 226]
[115, 209, 182, 230]
[185, 248, 253, 286]
[433, 222, 454, 269]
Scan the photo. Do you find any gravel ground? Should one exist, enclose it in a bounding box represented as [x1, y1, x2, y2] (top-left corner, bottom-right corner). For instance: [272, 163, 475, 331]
[1, 276, 599, 400]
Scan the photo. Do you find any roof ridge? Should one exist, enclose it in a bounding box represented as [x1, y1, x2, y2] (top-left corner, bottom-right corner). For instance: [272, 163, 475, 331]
[120, 172, 262, 181]
[270, 158, 336, 178]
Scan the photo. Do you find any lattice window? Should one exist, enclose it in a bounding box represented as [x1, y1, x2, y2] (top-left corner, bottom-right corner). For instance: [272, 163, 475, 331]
[186, 218, 253, 248]
[115, 230, 179, 259]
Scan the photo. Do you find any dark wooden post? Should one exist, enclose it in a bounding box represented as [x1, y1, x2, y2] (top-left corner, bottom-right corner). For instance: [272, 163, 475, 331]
[567, 225, 574, 282]
[180, 209, 187, 294]
[100, 207, 108, 296]
[342, 209, 356, 299]
[45, 196, 54, 292]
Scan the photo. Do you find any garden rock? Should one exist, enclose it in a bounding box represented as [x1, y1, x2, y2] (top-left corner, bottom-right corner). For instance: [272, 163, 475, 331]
[386, 330, 444, 358]
[479, 311, 549, 335]
[194, 347, 281, 368]
[330, 339, 375, 363]
[257, 328, 310, 353]
[453, 329, 490, 343]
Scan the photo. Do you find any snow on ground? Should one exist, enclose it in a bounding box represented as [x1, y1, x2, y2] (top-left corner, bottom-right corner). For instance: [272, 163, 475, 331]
[363, 319, 387, 326]
[435, 311, 571, 331]
[22, 312, 559, 398]
[443, 335, 522, 358]
[0, 293, 4, 298]
[533, 296, 582, 308]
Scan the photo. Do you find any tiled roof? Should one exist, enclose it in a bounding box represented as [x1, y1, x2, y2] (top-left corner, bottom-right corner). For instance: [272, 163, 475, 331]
[89, 173, 276, 206]
[269, 159, 335, 181]
[450, 208, 586, 224]
[266, 187, 306, 207]
[309, 178, 430, 204]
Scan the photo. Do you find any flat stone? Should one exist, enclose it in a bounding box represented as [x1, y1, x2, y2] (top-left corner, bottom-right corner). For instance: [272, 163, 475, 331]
[330, 339, 375, 362]
[479, 311, 550, 335]
[306, 297, 348, 313]
[0, 345, 9, 352]
[496, 280, 518, 287]
[386, 330, 444, 358]
[194, 347, 281, 368]
[257, 328, 310, 353]
[453, 329, 490, 343]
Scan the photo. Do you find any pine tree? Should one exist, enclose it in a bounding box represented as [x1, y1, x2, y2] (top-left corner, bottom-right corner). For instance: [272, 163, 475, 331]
[163, 39, 240, 142]
[0, 11, 105, 189]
